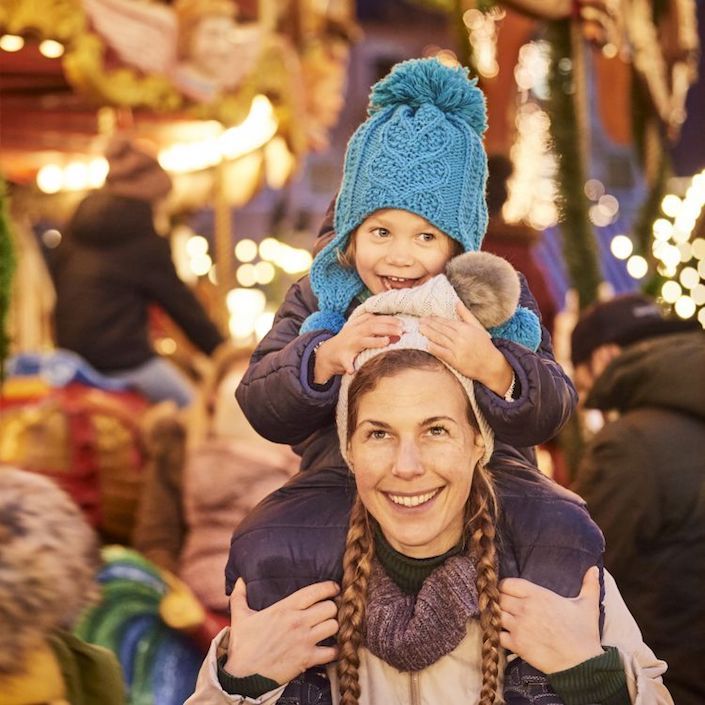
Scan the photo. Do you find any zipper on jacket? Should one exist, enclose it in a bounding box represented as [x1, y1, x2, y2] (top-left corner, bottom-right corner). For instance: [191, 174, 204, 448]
[409, 671, 420, 705]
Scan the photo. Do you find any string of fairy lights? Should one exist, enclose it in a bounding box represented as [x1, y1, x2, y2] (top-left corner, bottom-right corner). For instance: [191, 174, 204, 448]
[178, 231, 312, 342]
[610, 168, 705, 326]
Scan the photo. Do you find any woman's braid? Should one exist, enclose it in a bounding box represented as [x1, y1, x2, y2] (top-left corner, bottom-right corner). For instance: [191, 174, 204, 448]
[467, 467, 501, 705]
[336, 496, 374, 705]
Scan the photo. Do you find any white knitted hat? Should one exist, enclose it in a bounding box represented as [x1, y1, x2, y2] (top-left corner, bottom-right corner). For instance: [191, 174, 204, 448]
[336, 273, 494, 467]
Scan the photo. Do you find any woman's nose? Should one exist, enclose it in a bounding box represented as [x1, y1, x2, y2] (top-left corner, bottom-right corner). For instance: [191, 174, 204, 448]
[391, 437, 424, 478]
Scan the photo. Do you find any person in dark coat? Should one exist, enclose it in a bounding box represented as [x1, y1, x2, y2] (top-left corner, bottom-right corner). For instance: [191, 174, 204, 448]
[228, 59, 583, 620]
[51, 137, 224, 406]
[570, 293, 705, 705]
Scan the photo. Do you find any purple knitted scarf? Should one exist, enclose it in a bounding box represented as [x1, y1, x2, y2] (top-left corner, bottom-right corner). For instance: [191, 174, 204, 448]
[363, 554, 479, 672]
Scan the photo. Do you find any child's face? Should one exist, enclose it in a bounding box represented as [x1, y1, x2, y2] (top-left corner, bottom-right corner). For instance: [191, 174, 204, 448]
[353, 209, 457, 294]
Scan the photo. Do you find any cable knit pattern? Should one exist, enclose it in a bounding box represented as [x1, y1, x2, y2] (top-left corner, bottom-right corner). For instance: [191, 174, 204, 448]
[364, 556, 479, 672]
[301, 59, 489, 335]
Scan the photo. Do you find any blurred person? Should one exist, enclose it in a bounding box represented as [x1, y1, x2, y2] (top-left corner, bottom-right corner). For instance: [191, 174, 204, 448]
[570, 293, 705, 705]
[51, 136, 224, 407]
[0, 465, 125, 705]
[134, 344, 297, 612]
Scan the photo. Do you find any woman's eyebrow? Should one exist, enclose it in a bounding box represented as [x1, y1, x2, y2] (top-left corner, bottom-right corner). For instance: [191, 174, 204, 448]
[358, 419, 393, 429]
[422, 415, 456, 425]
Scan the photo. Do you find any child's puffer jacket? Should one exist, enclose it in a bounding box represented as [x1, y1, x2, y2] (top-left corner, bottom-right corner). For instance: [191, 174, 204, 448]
[235, 272, 576, 473]
[224, 457, 605, 702]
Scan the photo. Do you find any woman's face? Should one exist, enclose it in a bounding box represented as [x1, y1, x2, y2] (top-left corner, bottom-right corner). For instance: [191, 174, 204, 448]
[347, 367, 485, 558]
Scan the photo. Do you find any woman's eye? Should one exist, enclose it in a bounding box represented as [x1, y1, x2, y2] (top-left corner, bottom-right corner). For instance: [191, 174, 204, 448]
[369, 429, 389, 440]
[428, 425, 449, 437]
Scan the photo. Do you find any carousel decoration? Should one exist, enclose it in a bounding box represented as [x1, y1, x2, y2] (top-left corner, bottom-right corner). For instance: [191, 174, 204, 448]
[1, 0, 359, 332]
[1, 0, 358, 150]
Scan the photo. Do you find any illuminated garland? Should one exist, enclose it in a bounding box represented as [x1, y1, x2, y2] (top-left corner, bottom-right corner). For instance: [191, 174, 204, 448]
[546, 19, 602, 308]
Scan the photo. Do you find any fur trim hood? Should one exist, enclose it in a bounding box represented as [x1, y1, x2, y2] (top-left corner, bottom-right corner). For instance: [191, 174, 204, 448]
[0, 467, 100, 675]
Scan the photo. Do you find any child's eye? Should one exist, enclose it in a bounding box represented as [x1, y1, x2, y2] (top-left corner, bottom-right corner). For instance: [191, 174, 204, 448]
[418, 232, 436, 243]
[372, 227, 391, 238]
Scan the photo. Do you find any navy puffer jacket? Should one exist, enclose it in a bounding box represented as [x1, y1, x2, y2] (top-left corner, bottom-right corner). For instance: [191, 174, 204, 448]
[235, 274, 576, 473]
[225, 458, 605, 704]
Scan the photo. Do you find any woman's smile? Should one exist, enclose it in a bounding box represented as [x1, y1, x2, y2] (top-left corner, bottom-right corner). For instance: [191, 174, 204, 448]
[384, 487, 442, 508]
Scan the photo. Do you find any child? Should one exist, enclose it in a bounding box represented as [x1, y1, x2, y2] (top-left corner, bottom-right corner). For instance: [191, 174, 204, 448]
[237, 58, 573, 473]
[230, 59, 581, 610]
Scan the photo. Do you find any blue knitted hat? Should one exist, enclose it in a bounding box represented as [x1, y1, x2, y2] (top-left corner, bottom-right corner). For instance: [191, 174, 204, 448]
[302, 58, 488, 334]
[301, 58, 541, 351]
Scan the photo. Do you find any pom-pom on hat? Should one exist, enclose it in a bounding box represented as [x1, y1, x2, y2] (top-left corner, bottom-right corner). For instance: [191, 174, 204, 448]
[301, 58, 490, 336]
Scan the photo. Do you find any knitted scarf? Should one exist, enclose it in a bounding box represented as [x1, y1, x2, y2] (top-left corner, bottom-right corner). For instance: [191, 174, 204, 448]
[363, 554, 479, 671]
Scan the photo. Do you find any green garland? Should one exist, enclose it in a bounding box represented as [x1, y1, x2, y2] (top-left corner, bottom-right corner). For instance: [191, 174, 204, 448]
[0, 177, 16, 385]
[546, 20, 605, 480]
[546, 19, 602, 309]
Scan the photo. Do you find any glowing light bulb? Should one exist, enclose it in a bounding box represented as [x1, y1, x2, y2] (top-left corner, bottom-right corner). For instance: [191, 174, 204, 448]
[39, 40, 64, 58]
[610, 235, 633, 260]
[674, 296, 696, 319]
[661, 280, 682, 303]
[235, 238, 258, 263]
[626, 255, 648, 279]
[36, 164, 63, 193]
[186, 236, 209, 257]
[679, 267, 700, 290]
[0, 35, 24, 52]
[661, 194, 681, 218]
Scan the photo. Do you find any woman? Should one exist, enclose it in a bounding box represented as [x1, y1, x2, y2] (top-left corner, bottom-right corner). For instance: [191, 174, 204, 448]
[186, 275, 672, 705]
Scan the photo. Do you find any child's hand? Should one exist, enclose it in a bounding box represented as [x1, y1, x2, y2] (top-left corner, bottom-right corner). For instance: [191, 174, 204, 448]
[419, 301, 514, 397]
[313, 313, 403, 384]
[225, 578, 340, 685]
[498, 566, 603, 674]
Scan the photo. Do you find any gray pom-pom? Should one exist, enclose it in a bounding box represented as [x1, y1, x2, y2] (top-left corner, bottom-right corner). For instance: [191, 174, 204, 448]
[445, 251, 520, 328]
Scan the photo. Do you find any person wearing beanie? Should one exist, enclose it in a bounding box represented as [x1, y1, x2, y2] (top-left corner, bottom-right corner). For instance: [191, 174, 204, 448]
[51, 136, 224, 406]
[237, 58, 577, 484]
[570, 294, 705, 705]
[0, 466, 125, 705]
[186, 272, 672, 705]
[226, 58, 587, 671]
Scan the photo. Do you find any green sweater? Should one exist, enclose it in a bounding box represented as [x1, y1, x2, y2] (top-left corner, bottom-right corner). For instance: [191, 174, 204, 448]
[219, 532, 630, 705]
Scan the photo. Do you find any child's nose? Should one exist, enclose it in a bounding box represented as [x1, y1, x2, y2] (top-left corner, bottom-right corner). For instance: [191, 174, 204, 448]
[384, 240, 414, 266]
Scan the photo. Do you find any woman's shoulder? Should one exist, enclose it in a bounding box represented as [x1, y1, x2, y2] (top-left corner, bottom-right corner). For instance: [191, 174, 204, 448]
[492, 460, 605, 595]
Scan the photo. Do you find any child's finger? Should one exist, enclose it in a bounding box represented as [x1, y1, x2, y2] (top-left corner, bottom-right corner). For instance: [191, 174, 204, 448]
[419, 320, 457, 347]
[364, 320, 403, 337]
[426, 340, 454, 365]
[359, 336, 391, 351]
[455, 302, 486, 332]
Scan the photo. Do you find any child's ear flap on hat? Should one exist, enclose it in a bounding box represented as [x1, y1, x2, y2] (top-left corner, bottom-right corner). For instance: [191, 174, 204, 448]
[445, 251, 521, 329]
